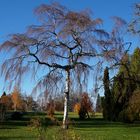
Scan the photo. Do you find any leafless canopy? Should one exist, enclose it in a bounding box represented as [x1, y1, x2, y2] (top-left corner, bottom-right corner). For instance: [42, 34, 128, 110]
[0, 2, 127, 94]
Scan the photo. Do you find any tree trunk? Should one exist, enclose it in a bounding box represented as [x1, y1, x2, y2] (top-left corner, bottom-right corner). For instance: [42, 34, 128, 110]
[63, 70, 70, 129]
[14, 104, 17, 112]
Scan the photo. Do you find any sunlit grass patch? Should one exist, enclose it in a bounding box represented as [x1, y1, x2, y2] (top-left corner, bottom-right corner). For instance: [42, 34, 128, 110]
[0, 111, 140, 140]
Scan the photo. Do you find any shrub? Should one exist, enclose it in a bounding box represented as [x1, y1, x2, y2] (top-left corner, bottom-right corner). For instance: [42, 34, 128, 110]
[76, 93, 93, 119]
[29, 117, 46, 140]
[78, 105, 87, 120]
[0, 103, 6, 121]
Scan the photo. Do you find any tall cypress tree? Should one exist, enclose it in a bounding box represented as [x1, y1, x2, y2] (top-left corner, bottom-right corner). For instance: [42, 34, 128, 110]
[96, 94, 102, 113]
[103, 67, 112, 120]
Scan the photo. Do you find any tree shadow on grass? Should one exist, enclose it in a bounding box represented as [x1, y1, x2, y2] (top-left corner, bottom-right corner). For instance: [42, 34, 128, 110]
[0, 120, 28, 127]
[44, 114, 140, 128]
[70, 118, 140, 129]
[0, 126, 18, 129]
[0, 136, 36, 140]
[0, 111, 47, 128]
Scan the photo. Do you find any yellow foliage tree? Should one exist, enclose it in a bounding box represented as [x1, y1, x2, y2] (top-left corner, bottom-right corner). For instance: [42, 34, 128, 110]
[74, 103, 81, 113]
[11, 87, 23, 111]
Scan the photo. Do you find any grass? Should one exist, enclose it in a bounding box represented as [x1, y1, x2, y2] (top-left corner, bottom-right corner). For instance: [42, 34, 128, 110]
[0, 112, 140, 140]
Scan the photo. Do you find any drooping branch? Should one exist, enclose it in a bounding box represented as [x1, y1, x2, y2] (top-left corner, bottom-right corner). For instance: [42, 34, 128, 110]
[0, 2, 129, 97]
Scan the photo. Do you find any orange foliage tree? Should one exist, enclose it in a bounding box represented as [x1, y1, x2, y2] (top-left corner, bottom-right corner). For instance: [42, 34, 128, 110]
[11, 87, 24, 111]
[73, 92, 93, 119]
[73, 103, 81, 113]
[79, 93, 93, 119]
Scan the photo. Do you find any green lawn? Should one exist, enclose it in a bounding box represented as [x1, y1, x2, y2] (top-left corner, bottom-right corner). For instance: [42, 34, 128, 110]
[0, 112, 140, 140]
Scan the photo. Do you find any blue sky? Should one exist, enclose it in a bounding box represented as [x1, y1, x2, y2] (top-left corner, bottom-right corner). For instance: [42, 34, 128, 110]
[0, 0, 137, 39]
[0, 0, 139, 95]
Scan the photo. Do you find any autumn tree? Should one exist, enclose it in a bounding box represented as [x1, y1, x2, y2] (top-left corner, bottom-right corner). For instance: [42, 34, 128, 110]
[74, 103, 81, 113]
[11, 87, 24, 111]
[0, 3, 126, 129]
[78, 92, 93, 119]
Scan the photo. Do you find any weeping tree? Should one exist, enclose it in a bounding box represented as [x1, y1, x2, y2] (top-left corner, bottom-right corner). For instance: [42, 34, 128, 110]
[0, 3, 126, 129]
[129, 3, 140, 35]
